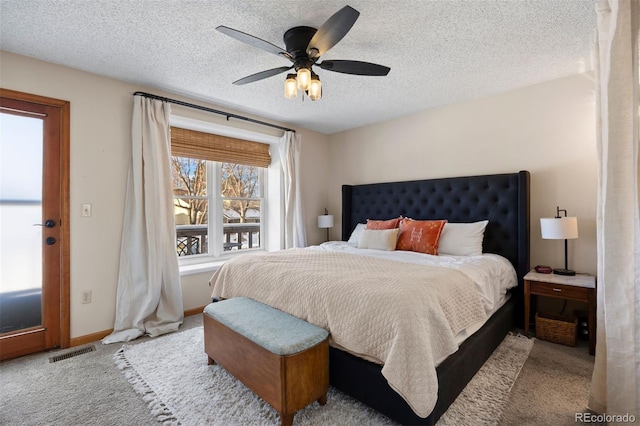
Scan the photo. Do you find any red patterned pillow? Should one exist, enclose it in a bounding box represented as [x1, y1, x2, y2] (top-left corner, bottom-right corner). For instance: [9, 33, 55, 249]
[396, 218, 447, 255]
[366, 217, 401, 230]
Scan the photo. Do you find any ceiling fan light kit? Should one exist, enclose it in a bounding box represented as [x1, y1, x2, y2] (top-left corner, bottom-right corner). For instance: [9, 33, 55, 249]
[217, 5, 390, 102]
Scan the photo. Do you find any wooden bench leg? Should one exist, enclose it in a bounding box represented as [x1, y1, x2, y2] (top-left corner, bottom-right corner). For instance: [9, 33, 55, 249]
[207, 355, 216, 365]
[317, 394, 327, 406]
[280, 412, 294, 426]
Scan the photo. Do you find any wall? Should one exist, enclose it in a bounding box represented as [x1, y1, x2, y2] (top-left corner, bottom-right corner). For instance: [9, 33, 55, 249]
[0, 51, 330, 338]
[327, 73, 597, 276]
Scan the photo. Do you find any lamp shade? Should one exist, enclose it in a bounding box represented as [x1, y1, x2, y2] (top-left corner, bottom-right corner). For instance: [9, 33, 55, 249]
[284, 74, 298, 99]
[318, 214, 334, 229]
[540, 217, 578, 239]
[308, 77, 322, 101]
[297, 68, 311, 91]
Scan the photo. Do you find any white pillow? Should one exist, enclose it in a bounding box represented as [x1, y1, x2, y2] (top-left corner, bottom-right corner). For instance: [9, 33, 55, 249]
[347, 223, 366, 246]
[357, 228, 399, 251]
[437, 220, 489, 256]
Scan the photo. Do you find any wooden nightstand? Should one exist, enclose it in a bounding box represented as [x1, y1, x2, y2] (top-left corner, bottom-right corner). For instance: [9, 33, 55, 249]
[524, 271, 596, 355]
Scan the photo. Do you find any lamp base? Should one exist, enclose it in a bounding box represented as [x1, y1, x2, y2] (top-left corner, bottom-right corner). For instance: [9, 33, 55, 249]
[553, 268, 576, 276]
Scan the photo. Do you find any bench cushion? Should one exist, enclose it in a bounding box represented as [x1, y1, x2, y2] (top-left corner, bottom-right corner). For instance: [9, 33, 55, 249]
[204, 297, 329, 356]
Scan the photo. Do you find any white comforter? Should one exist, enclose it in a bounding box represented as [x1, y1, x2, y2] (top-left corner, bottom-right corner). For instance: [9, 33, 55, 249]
[314, 241, 517, 318]
[209, 244, 516, 418]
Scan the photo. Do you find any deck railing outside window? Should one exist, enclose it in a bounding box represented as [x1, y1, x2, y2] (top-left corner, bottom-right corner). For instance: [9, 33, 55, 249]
[176, 223, 260, 256]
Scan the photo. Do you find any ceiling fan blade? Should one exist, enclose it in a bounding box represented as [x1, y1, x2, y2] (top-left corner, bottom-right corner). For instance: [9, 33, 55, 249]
[232, 66, 293, 85]
[307, 6, 360, 58]
[217, 26, 292, 61]
[318, 60, 390, 76]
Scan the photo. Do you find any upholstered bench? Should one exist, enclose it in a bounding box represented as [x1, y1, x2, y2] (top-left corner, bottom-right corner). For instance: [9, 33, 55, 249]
[203, 297, 329, 426]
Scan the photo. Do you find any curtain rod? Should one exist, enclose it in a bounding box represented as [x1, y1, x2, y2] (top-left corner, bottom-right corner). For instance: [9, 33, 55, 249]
[133, 91, 295, 133]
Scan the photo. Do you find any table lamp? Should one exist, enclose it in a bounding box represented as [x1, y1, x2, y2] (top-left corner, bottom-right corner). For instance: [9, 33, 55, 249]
[317, 209, 334, 242]
[540, 206, 579, 276]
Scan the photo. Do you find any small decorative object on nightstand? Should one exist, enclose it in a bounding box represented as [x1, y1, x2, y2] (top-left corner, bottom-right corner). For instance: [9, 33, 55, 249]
[524, 270, 596, 355]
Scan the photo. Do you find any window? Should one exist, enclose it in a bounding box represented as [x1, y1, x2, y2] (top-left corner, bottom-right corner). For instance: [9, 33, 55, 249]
[172, 158, 264, 258]
[169, 120, 276, 263]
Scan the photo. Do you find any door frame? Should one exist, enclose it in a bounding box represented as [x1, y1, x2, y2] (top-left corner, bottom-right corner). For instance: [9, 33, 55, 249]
[0, 88, 70, 355]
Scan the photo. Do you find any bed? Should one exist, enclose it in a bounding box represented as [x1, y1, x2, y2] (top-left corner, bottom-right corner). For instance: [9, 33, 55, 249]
[210, 171, 530, 425]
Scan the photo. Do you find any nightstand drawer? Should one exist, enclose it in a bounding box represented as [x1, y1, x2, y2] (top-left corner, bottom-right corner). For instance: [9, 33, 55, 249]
[529, 281, 589, 301]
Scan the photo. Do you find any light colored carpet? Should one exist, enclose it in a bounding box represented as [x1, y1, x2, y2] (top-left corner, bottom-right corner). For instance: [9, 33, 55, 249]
[499, 339, 596, 425]
[116, 328, 533, 425]
[438, 333, 534, 425]
[0, 312, 592, 426]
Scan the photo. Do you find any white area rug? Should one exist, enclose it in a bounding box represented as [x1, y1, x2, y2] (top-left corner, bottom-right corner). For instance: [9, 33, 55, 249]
[115, 327, 533, 425]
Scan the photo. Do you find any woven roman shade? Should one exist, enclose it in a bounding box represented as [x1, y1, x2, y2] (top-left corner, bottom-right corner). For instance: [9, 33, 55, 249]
[170, 127, 271, 167]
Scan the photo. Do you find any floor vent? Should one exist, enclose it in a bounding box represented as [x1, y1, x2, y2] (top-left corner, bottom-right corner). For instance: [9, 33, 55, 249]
[49, 345, 96, 363]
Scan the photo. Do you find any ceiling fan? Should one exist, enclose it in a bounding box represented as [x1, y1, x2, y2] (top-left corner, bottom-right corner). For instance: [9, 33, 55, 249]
[216, 5, 390, 101]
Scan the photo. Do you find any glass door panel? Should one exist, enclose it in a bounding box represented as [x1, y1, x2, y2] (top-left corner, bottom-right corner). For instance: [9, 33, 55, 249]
[0, 113, 44, 333]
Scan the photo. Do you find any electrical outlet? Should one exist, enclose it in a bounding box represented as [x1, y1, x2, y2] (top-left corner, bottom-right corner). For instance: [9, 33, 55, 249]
[81, 203, 92, 217]
[81, 291, 92, 304]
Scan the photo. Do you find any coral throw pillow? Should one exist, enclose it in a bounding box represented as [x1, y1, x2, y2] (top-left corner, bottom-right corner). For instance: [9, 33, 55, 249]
[396, 218, 447, 255]
[366, 217, 401, 230]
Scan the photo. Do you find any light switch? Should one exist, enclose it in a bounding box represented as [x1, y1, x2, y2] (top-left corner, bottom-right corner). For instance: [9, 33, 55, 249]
[81, 203, 92, 217]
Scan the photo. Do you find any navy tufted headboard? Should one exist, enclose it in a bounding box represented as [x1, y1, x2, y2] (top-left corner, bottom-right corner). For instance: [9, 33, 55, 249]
[342, 171, 530, 317]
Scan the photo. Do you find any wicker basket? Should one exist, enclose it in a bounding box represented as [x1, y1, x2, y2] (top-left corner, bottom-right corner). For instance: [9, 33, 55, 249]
[535, 312, 577, 347]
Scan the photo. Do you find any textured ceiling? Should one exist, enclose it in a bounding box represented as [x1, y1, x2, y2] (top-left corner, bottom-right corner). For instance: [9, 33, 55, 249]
[0, 0, 596, 134]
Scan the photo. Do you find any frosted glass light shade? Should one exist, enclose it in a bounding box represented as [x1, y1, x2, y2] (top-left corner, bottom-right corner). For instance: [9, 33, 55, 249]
[540, 217, 579, 239]
[284, 75, 297, 99]
[297, 68, 311, 91]
[318, 214, 334, 229]
[308, 78, 322, 101]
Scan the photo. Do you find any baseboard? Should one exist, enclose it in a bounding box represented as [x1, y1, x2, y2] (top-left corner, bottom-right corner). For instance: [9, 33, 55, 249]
[70, 305, 207, 347]
[184, 305, 206, 317]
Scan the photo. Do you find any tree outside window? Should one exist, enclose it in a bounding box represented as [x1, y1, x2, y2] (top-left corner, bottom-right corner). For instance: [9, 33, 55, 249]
[172, 157, 207, 225]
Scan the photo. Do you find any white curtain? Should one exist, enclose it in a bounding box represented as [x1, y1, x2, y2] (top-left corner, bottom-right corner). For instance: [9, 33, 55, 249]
[103, 96, 183, 344]
[589, 0, 639, 419]
[279, 131, 307, 248]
